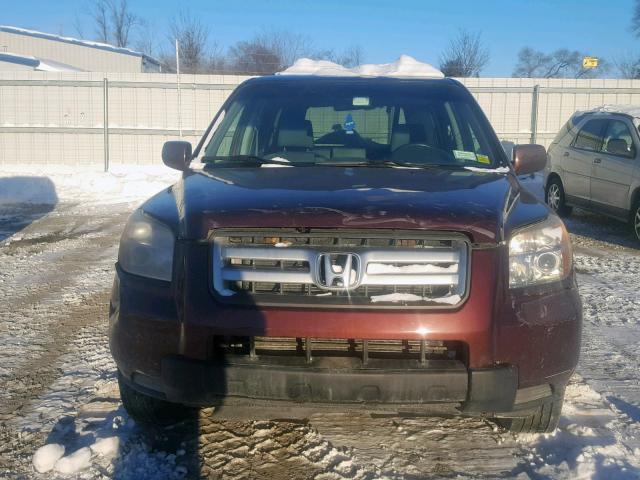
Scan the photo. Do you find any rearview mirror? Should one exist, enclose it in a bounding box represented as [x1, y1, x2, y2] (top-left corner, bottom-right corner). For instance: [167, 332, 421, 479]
[512, 144, 547, 175]
[162, 141, 192, 171]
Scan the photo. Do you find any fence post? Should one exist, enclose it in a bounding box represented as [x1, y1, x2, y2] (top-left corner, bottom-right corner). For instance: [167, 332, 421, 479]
[103, 77, 109, 172]
[530, 84, 540, 144]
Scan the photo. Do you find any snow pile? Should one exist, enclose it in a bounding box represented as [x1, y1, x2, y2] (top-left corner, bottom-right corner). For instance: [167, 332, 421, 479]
[518, 379, 640, 478]
[370, 292, 461, 304]
[279, 55, 445, 79]
[367, 263, 458, 274]
[54, 447, 93, 474]
[32, 443, 65, 473]
[464, 165, 511, 173]
[0, 164, 180, 206]
[91, 436, 120, 457]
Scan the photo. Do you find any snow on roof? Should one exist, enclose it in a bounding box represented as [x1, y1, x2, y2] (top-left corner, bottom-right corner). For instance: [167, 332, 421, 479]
[0, 51, 83, 72]
[0, 51, 39, 68]
[0, 25, 160, 65]
[278, 55, 445, 79]
[581, 104, 640, 119]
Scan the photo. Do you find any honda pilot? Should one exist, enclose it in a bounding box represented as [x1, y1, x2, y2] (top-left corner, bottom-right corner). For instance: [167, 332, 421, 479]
[109, 71, 582, 433]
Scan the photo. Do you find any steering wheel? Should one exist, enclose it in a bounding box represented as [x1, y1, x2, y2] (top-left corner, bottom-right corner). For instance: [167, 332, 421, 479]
[391, 143, 452, 164]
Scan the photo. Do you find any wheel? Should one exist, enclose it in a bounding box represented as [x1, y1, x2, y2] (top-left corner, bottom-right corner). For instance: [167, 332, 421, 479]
[546, 177, 572, 217]
[631, 201, 640, 243]
[118, 372, 194, 426]
[493, 387, 565, 434]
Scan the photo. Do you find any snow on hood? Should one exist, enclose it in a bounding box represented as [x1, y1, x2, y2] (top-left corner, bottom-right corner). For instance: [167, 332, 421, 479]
[278, 55, 445, 79]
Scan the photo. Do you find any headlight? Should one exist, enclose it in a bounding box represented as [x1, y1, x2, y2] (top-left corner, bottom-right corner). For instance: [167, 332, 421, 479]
[509, 215, 572, 288]
[118, 209, 175, 281]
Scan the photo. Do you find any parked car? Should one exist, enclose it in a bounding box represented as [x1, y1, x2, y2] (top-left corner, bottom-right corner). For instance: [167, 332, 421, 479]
[109, 71, 582, 433]
[545, 107, 640, 241]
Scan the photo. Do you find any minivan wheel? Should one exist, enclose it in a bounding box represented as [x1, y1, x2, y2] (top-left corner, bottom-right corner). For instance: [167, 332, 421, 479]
[546, 177, 572, 217]
[493, 389, 565, 434]
[632, 201, 640, 243]
[118, 372, 195, 426]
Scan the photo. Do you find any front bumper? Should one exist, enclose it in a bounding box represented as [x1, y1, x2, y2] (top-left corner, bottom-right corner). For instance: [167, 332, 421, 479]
[109, 241, 581, 416]
[120, 354, 528, 414]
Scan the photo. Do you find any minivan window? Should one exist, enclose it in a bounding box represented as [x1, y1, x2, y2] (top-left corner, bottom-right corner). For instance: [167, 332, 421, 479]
[602, 119, 636, 158]
[573, 118, 607, 152]
[201, 82, 504, 168]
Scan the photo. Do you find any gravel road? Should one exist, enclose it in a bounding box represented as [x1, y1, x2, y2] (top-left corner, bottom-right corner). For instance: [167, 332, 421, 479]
[1, 200, 639, 479]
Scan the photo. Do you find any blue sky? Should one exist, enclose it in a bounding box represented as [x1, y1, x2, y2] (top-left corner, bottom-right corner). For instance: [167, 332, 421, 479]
[2, 0, 638, 76]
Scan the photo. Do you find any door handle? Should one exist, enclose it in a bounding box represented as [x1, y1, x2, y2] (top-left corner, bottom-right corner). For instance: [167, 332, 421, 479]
[563, 151, 570, 157]
[594, 158, 602, 164]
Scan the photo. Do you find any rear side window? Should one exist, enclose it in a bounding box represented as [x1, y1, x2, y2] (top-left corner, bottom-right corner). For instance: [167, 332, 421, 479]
[573, 119, 606, 152]
[602, 120, 636, 158]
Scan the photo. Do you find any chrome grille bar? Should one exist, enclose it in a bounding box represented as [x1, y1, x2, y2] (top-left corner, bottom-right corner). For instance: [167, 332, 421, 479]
[212, 230, 470, 307]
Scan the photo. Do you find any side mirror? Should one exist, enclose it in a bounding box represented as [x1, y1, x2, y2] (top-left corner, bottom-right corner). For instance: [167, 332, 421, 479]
[162, 141, 192, 171]
[512, 144, 547, 175]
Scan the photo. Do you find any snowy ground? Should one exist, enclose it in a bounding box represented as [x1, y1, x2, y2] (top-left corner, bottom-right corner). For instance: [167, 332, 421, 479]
[0, 168, 640, 479]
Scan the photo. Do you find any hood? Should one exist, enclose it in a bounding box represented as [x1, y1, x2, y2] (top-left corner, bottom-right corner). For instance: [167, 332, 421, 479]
[144, 166, 544, 244]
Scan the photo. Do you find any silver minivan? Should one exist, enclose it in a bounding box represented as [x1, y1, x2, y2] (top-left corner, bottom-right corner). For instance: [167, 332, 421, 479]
[545, 108, 640, 242]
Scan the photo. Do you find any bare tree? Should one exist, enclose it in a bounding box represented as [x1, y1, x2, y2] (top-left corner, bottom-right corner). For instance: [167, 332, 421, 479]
[439, 30, 489, 77]
[109, 0, 139, 47]
[341, 45, 364, 67]
[207, 44, 228, 73]
[169, 12, 210, 73]
[632, 0, 640, 37]
[615, 53, 640, 79]
[257, 29, 316, 67]
[513, 47, 607, 78]
[228, 40, 282, 74]
[226, 30, 307, 74]
[134, 21, 157, 57]
[91, 0, 110, 43]
[512, 47, 550, 77]
[86, 0, 139, 47]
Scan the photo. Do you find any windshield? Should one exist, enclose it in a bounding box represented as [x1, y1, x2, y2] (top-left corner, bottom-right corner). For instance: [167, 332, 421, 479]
[201, 80, 505, 168]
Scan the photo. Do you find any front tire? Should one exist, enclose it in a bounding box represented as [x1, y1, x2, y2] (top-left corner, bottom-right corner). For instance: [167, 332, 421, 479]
[118, 372, 195, 426]
[631, 201, 640, 243]
[546, 177, 572, 217]
[493, 387, 565, 434]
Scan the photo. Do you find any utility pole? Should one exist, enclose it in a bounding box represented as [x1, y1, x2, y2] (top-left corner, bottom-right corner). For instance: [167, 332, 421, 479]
[175, 38, 182, 138]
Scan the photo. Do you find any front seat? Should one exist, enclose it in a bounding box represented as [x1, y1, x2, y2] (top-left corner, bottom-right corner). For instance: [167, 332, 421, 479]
[606, 138, 631, 157]
[274, 115, 315, 163]
[391, 124, 427, 151]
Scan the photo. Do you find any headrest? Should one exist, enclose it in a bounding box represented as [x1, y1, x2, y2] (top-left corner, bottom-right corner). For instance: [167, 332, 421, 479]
[606, 138, 630, 156]
[391, 125, 411, 151]
[278, 128, 313, 149]
[304, 120, 314, 138]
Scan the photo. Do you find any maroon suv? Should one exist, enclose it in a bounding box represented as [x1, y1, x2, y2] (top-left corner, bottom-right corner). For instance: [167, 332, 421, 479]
[109, 75, 581, 433]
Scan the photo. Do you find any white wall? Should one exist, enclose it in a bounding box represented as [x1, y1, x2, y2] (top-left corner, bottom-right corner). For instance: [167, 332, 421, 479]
[0, 30, 148, 73]
[1, 71, 640, 168]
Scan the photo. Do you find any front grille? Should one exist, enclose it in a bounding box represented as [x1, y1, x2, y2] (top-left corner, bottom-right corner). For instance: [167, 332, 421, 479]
[211, 229, 469, 308]
[211, 335, 465, 366]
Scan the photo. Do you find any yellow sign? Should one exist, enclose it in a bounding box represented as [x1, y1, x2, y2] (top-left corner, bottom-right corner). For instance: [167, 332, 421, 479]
[583, 57, 599, 69]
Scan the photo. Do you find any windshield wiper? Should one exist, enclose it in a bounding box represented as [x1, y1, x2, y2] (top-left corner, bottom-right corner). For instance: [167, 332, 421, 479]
[377, 160, 467, 170]
[201, 155, 297, 167]
[313, 160, 373, 167]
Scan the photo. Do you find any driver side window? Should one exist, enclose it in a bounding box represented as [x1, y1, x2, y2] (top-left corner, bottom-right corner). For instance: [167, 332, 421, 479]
[602, 120, 636, 159]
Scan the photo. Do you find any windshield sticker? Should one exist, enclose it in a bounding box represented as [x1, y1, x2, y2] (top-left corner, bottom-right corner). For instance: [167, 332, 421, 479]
[476, 154, 491, 164]
[453, 150, 477, 162]
[352, 96, 370, 106]
[344, 113, 355, 134]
